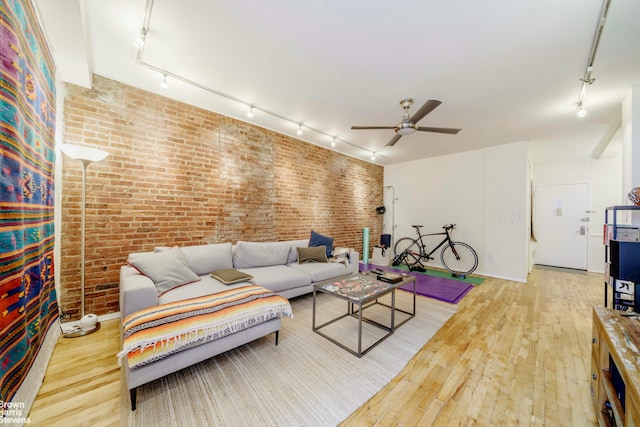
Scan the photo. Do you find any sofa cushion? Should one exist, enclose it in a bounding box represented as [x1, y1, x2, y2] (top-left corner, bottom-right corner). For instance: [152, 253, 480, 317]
[309, 230, 334, 258]
[159, 274, 243, 305]
[297, 246, 328, 264]
[238, 265, 312, 293]
[128, 247, 201, 296]
[288, 262, 351, 283]
[209, 268, 254, 285]
[233, 241, 290, 268]
[180, 243, 233, 275]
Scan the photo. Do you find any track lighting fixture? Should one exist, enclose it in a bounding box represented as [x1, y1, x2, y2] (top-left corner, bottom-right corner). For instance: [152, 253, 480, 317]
[576, 102, 587, 118]
[574, 0, 611, 117]
[133, 37, 144, 49]
[133, 28, 147, 49]
[371, 152, 377, 161]
[134, 3, 382, 164]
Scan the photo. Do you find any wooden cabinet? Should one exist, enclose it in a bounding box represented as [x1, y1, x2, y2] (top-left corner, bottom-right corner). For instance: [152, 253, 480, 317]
[592, 306, 640, 426]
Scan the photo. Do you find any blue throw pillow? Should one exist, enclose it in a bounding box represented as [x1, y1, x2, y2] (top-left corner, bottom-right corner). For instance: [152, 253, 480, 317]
[309, 230, 334, 258]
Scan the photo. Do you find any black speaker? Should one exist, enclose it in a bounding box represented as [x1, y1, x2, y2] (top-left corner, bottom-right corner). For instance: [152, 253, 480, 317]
[610, 240, 640, 282]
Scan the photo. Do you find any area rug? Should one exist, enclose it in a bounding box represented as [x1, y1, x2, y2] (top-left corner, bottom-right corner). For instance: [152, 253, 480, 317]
[363, 262, 485, 285]
[124, 291, 456, 426]
[360, 264, 475, 304]
[395, 264, 486, 285]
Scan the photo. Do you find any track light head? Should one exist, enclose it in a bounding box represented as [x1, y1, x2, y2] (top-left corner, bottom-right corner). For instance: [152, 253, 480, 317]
[576, 102, 587, 118]
[133, 28, 147, 49]
[133, 37, 144, 49]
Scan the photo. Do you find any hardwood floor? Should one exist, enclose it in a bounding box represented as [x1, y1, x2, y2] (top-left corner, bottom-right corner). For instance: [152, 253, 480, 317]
[28, 319, 121, 426]
[342, 267, 601, 426]
[29, 267, 602, 426]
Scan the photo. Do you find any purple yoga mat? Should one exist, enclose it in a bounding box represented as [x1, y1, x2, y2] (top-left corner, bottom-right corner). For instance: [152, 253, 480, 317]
[360, 264, 474, 304]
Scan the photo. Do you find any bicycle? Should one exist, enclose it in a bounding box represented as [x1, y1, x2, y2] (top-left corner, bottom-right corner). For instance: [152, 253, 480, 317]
[392, 224, 478, 277]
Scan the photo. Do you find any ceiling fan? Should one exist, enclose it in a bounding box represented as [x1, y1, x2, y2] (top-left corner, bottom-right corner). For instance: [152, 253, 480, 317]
[351, 98, 462, 147]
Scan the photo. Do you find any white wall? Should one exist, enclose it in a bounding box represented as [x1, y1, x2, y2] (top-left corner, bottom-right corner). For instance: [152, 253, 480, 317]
[623, 87, 640, 193]
[622, 87, 640, 226]
[483, 142, 529, 281]
[531, 151, 622, 273]
[384, 141, 529, 282]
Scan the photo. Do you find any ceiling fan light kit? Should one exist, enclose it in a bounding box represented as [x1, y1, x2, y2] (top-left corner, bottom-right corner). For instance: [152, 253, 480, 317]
[395, 123, 417, 135]
[351, 98, 462, 147]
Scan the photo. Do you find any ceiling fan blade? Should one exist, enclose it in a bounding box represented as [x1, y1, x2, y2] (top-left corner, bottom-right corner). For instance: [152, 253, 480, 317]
[351, 126, 395, 130]
[410, 99, 442, 123]
[385, 134, 402, 147]
[416, 126, 462, 135]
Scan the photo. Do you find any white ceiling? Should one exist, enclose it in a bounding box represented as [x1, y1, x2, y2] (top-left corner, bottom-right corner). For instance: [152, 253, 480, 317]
[37, 0, 640, 166]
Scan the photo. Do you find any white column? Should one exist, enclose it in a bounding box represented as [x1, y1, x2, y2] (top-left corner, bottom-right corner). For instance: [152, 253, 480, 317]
[622, 86, 640, 197]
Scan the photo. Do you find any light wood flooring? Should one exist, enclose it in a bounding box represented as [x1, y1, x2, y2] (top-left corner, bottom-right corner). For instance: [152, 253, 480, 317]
[29, 267, 602, 426]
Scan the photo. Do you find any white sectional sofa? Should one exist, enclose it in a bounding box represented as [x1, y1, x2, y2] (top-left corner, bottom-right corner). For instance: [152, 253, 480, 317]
[119, 238, 359, 409]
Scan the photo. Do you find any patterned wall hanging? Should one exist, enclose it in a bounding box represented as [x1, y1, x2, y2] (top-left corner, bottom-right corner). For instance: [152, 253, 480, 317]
[0, 0, 58, 404]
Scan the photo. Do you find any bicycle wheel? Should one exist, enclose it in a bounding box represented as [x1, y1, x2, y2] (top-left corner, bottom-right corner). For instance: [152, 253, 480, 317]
[440, 241, 478, 275]
[393, 237, 423, 267]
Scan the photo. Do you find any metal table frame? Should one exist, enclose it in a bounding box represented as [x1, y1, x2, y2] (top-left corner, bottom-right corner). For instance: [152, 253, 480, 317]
[312, 275, 416, 357]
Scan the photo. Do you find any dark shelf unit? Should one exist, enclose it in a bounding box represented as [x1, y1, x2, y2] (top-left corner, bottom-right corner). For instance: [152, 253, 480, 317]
[604, 205, 640, 308]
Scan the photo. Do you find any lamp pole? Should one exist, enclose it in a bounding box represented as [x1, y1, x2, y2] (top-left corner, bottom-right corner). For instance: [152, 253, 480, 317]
[80, 159, 88, 319]
[59, 144, 108, 337]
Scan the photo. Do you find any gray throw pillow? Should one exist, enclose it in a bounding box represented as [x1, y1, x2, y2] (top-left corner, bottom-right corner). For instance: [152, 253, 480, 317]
[209, 269, 254, 285]
[297, 246, 328, 264]
[128, 246, 200, 296]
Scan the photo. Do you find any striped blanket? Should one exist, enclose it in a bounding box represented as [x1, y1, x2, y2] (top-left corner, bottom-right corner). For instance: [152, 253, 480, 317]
[118, 285, 293, 368]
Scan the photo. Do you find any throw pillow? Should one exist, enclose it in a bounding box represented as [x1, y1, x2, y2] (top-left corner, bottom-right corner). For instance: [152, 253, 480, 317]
[209, 268, 254, 284]
[309, 230, 334, 258]
[128, 246, 200, 296]
[297, 246, 328, 264]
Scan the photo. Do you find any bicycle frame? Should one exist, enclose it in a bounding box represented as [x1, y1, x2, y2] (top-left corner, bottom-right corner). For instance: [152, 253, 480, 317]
[414, 229, 453, 260]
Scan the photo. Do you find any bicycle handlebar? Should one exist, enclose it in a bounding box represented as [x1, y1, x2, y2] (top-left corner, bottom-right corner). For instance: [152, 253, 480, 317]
[443, 224, 456, 231]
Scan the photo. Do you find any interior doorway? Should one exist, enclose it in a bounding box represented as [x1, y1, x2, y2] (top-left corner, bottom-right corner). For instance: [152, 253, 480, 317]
[534, 183, 589, 270]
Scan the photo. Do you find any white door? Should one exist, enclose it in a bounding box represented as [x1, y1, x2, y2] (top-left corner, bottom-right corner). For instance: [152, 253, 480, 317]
[534, 184, 589, 270]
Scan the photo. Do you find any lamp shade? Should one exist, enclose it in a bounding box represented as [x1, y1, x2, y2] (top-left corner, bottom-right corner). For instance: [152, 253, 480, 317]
[59, 144, 109, 162]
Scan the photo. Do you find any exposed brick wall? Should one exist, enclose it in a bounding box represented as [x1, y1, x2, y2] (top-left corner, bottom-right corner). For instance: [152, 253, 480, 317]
[59, 75, 383, 319]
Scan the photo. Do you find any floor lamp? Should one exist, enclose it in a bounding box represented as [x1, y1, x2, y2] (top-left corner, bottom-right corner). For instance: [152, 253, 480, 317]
[60, 144, 109, 338]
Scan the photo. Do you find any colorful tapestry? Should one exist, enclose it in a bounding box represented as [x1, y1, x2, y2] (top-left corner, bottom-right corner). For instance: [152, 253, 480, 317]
[0, 0, 58, 405]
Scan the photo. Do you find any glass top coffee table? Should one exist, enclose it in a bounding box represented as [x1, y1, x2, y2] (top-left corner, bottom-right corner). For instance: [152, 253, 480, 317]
[312, 273, 416, 357]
